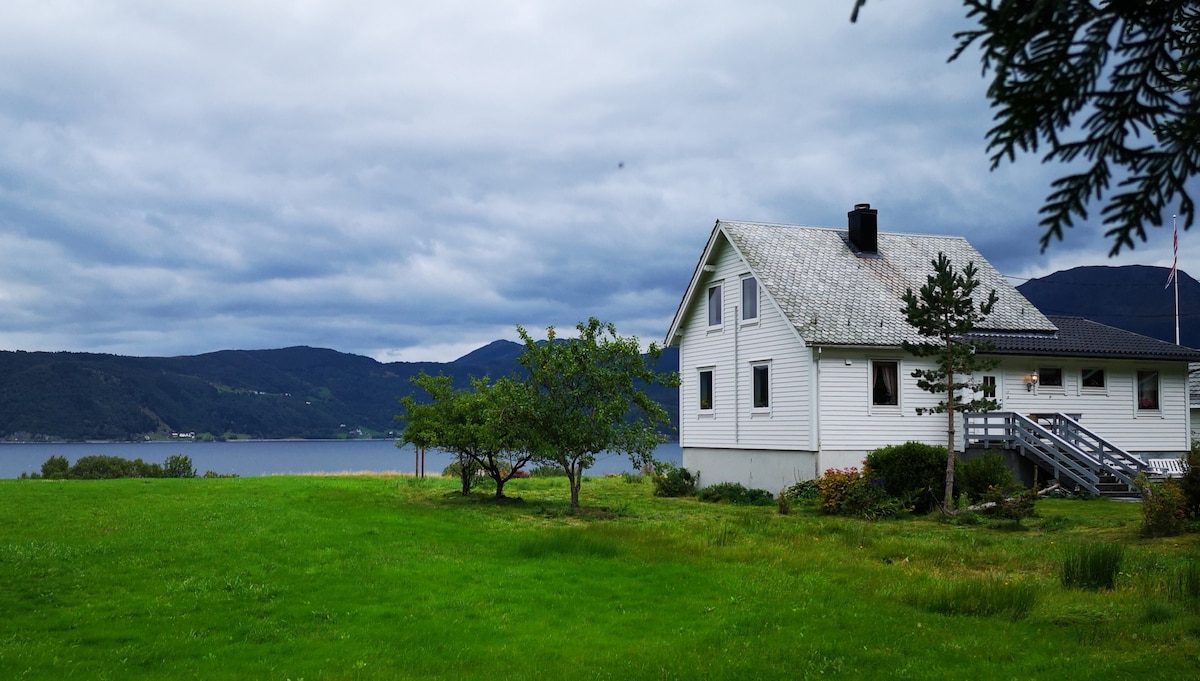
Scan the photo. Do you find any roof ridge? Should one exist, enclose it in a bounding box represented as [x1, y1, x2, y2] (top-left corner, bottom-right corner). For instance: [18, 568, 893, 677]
[717, 219, 971, 242]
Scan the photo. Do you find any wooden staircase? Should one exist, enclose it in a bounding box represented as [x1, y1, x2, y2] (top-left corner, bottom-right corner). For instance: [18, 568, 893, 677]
[964, 412, 1152, 498]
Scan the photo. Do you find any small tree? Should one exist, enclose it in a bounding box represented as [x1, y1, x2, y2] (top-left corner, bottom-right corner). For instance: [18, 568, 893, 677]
[397, 372, 539, 499]
[517, 318, 679, 509]
[901, 252, 1000, 514]
[471, 375, 543, 498]
[398, 372, 475, 495]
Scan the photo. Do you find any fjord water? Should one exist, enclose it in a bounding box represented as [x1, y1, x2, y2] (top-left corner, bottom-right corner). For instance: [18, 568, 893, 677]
[0, 439, 682, 479]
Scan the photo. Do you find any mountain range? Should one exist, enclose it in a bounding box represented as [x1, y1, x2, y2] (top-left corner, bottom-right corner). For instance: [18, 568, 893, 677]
[1015, 264, 1200, 347]
[0, 264, 1190, 442]
[0, 340, 678, 442]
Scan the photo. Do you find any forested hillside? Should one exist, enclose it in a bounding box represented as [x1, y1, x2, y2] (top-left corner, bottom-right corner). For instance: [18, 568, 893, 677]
[0, 342, 679, 442]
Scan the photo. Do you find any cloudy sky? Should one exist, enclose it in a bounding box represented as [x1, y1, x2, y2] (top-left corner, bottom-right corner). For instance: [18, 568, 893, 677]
[1, 2, 1194, 363]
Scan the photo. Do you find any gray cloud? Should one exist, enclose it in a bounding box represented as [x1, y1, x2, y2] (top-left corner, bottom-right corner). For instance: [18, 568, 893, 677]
[0, 2, 1191, 361]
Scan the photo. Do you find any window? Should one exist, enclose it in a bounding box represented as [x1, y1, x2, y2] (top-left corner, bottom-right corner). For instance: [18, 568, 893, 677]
[699, 369, 714, 411]
[707, 284, 722, 327]
[1137, 370, 1160, 411]
[1038, 367, 1063, 390]
[741, 276, 758, 322]
[1082, 368, 1106, 391]
[871, 360, 898, 406]
[981, 375, 997, 399]
[752, 363, 770, 409]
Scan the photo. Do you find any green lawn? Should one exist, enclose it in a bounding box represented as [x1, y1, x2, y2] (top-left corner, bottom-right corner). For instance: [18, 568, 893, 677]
[1, 474, 1198, 680]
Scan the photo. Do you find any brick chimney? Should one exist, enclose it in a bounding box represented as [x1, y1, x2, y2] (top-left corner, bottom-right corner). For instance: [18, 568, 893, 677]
[848, 203, 878, 253]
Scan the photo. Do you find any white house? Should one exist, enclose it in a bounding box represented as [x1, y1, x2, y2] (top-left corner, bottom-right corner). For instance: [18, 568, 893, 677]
[665, 205, 1200, 492]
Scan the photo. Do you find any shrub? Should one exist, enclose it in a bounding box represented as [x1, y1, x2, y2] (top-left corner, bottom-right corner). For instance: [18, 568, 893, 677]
[1061, 542, 1123, 591]
[652, 464, 697, 497]
[203, 470, 239, 478]
[70, 455, 138, 480]
[980, 484, 1036, 522]
[816, 468, 861, 515]
[959, 454, 1016, 503]
[132, 458, 164, 478]
[1180, 444, 1200, 519]
[40, 455, 70, 480]
[528, 464, 566, 478]
[777, 490, 792, 515]
[1139, 477, 1188, 537]
[163, 454, 198, 478]
[697, 482, 774, 506]
[784, 479, 819, 503]
[840, 476, 904, 520]
[864, 442, 946, 513]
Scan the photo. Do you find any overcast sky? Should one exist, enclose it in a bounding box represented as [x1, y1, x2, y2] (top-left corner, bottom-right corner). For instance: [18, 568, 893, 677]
[1, 2, 1195, 363]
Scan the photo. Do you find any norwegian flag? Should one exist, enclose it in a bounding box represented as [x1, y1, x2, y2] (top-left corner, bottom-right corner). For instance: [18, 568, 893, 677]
[1166, 223, 1178, 288]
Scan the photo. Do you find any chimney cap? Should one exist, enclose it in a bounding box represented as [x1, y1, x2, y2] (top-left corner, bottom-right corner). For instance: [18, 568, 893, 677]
[853, 203, 874, 211]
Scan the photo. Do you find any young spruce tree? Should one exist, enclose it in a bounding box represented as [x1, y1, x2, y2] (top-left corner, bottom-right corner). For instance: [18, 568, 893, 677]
[901, 252, 1000, 513]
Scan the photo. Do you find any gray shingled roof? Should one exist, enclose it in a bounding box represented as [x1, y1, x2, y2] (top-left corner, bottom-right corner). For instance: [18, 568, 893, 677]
[969, 316, 1200, 362]
[719, 221, 1056, 347]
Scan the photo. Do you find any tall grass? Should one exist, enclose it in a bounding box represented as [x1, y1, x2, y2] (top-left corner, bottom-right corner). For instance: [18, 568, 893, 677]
[907, 574, 1038, 620]
[1168, 557, 1200, 604]
[1061, 542, 1124, 590]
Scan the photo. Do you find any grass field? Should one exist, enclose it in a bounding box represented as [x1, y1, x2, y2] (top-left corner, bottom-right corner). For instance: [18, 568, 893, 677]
[2, 473, 1199, 680]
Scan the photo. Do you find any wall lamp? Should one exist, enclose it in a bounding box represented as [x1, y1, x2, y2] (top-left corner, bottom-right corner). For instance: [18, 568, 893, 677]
[1026, 372, 1039, 392]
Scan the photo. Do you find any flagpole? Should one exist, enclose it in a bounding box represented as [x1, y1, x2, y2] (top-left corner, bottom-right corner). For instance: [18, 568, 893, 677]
[1174, 214, 1180, 345]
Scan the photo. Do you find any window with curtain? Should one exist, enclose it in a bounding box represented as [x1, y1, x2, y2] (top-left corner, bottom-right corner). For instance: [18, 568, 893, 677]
[872, 361, 898, 406]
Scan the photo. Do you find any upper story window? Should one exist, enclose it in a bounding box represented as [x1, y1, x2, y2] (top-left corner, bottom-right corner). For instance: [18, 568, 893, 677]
[871, 360, 898, 406]
[1081, 368, 1106, 393]
[1038, 367, 1063, 392]
[741, 276, 758, 322]
[699, 368, 714, 411]
[752, 362, 770, 410]
[1137, 370, 1160, 411]
[707, 284, 723, 327]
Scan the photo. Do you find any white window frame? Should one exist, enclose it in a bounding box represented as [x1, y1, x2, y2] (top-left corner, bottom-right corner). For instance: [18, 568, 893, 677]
[980, 374, 999, 402]
[869, 359, 901, 413]
[740, 275, 759, 323]
[751, 360, 772, 412]
[1037, 366, 1064, 394]
[698, 367, 715, 413]
[706, 283, 723, 329]
[1136, 369, 1161, 414]
[1081, 368, 1107, 395]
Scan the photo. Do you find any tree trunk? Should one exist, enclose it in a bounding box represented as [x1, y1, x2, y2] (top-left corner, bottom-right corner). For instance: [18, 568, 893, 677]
[493, 474, 506, 499]
[568, 465, 582, 509]
[944, 336, 956, 513]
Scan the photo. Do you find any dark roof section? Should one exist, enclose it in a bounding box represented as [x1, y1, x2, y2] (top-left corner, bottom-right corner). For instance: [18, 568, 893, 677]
[967, 316, 1200, 362]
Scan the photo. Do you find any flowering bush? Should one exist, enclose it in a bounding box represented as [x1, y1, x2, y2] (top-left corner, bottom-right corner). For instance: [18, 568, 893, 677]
[816, 467, 861, 515]
[816, 467, 902, 520]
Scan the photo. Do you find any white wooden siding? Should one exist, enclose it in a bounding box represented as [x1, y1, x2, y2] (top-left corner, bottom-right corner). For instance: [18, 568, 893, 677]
[817, 348, 957, 451]
[993, 357, 1191, 453]
[676, 236, 813, 451]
